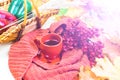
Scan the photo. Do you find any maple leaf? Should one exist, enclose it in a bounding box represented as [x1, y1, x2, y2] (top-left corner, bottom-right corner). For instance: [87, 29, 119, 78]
[91, 56, 120, 80]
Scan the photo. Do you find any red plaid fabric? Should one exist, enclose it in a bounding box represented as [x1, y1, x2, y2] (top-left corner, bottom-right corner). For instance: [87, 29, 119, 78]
[9, 18, 90, 80]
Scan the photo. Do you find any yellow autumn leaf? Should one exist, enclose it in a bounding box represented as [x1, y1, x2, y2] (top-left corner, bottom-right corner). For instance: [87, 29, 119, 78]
[65, 7, 85, 18]
[91, 56, 120, 80]
[79, 66, 108, 80]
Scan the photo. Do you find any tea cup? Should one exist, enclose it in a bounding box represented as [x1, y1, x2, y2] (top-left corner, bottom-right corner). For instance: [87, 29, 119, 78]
[36, 33, 63, 63]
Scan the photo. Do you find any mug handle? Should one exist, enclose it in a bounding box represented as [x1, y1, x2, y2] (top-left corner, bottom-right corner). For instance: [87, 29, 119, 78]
[49, 23, 66, 35]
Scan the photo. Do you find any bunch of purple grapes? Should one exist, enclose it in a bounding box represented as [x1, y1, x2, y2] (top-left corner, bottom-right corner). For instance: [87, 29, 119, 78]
[61, 22, 104, 66]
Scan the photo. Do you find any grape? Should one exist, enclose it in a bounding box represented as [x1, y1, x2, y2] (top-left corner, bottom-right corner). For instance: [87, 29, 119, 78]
[60, 20, 104, 67]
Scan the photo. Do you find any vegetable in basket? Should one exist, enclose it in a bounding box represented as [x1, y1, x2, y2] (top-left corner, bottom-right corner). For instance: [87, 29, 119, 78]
[0, 18, 8, 28]
[0, 10, 17, 34]
[8, 0, 32, 19]
[0, 10, 17, 22]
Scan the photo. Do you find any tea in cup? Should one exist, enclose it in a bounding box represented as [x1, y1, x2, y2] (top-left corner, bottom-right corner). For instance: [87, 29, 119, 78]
[37, 33, 63, 63]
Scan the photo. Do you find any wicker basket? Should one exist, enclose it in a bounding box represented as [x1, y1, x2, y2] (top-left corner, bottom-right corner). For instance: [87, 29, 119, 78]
[0, 0, 59, 44]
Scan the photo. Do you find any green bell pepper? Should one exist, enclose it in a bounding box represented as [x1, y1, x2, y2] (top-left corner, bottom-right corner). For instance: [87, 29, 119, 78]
[8, 0, 32, 19]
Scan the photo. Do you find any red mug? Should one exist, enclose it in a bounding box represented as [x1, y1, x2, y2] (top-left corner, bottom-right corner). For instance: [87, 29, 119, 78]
[37, 33, 63, 63]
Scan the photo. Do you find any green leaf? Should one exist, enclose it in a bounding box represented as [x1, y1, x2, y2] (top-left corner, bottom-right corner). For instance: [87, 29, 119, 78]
[58, 8, 68, 16]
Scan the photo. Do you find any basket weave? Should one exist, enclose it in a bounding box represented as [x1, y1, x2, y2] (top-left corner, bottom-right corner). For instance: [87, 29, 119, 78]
[0, 0, 11, 7]
[0, 0, 59, 44]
